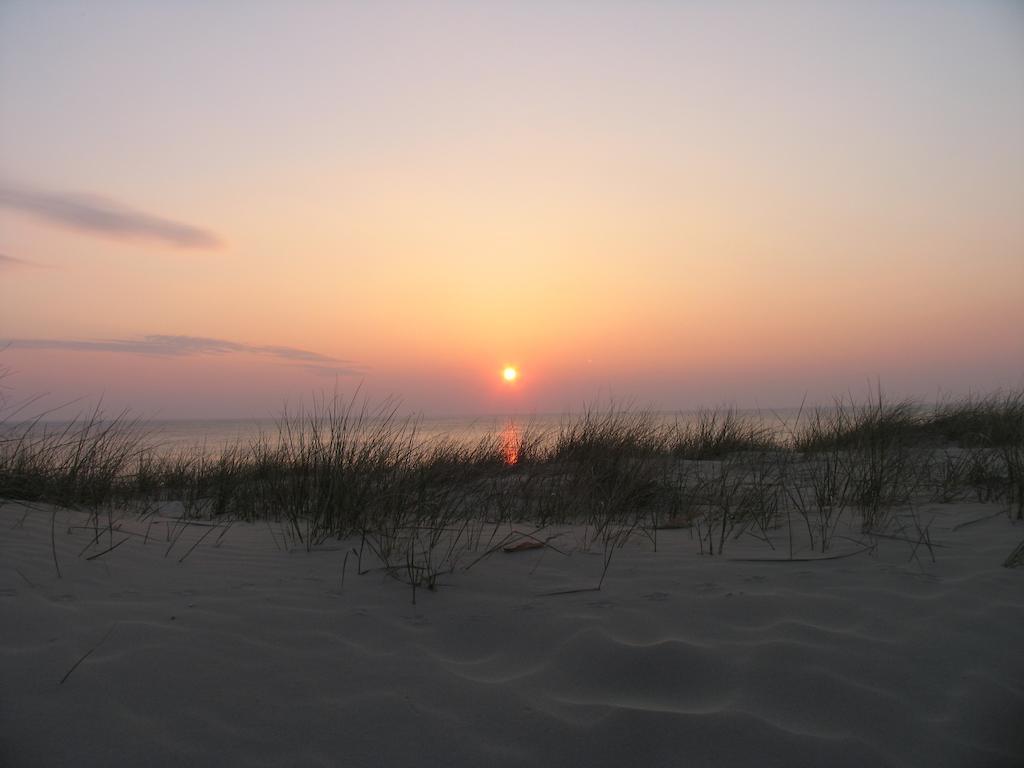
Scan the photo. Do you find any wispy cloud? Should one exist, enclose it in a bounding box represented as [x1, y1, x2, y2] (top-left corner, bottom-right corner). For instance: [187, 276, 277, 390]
[0, 252, 44, 269]
[4, 334, 363, 375]
[249, 344, 340, 363]
[0, 183, 223, 249]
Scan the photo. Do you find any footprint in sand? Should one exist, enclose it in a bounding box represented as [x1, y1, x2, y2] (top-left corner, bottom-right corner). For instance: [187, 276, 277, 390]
[108, 590, 141, 599]
[642, 591, 670, 602]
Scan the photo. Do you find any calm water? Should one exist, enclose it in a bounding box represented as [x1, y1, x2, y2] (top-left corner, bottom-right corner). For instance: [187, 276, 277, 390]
[144, 414, 536, 454]
[4, 407, 817, 459]
[98, 408, 807, 457]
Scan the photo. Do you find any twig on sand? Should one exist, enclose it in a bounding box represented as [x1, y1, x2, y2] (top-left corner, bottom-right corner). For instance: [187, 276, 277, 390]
[85, 536, 130, 561]
[1003, 539, 1024, 568]
[503, 540, 545, 553]
[867, 531, 949, 548]
[265, 521, 284, 552]
[727, 546, 871, 563]
[952, 509, 1007, 531]
[77, 527, 148, 557]
[50, 508, 61, 579]
[516, 531, 569, 557]
[340, 548, 356, 589]
[12, 502, 45, 528]
[177, 523, 220, 563]
[59, 624, 117, 686]
[538, 586, 602, 597]
[464, 528, 566, 572]
[213, 521, 234, 548]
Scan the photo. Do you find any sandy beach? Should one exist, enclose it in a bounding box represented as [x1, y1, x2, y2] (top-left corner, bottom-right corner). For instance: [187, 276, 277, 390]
[3, 500, 1022, 767]
[4, 2, 1023, 765]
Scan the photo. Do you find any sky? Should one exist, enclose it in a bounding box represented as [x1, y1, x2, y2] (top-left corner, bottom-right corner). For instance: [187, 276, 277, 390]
[1, 0, 1022, 418]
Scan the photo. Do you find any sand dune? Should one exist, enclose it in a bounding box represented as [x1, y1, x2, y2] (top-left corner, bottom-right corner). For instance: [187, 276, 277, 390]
[2, 502, 1022, 767]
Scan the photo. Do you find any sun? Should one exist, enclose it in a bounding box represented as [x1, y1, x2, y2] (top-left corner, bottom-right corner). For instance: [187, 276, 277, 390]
[502, 366, 518, 382]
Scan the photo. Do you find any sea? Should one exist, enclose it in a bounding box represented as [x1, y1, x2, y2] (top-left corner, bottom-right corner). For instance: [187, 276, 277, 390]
[4, 408, 808, 458]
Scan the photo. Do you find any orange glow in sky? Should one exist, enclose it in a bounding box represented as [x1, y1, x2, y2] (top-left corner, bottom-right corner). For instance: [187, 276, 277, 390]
[1, 3, 1022, 417]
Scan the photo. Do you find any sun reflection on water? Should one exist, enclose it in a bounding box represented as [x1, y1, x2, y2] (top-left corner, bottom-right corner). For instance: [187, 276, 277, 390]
[500, 420, 520, 466]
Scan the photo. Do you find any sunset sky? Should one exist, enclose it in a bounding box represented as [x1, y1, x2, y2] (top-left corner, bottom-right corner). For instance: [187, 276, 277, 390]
[1, 1, 1022, 418]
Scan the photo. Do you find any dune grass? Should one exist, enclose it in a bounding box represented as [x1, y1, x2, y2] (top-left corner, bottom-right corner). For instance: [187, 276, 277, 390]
[0, 403, 154, 508]
[4, 383, 1024, 592]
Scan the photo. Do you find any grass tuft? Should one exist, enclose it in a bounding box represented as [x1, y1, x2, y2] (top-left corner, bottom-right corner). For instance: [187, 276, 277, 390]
[4, 378, 1024, 587]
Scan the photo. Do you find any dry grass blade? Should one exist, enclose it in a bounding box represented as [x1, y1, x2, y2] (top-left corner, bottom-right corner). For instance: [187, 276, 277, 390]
[1002, 539, 1024, 568]
[85, 536, 130, 561]
[951, 509, 1007, 531]
[728, 546, 872, 563]
[59, 624, 117, 685]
